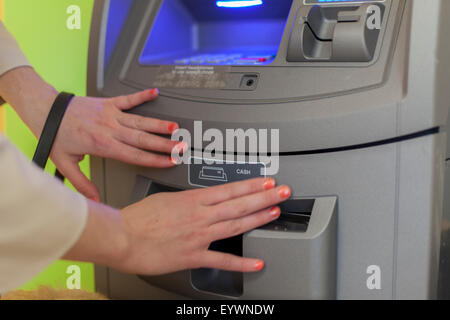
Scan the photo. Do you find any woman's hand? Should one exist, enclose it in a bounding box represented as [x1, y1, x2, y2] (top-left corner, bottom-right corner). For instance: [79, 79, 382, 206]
[65, 178, 292, 275]
[51, 90, 184, 201]
[0, 67, 183, 201]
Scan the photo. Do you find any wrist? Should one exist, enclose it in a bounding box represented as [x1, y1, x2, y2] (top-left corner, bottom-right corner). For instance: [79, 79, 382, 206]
[63, 200, 131, 269]
[0, 67, 59, 138]
[106, 209, 132, 270]
[21, 72, 59, 138]
[94, 203, 131, 269]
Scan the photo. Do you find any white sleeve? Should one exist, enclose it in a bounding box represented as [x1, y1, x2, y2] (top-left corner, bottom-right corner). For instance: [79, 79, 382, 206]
[0, 134, 88, 294]
[0, 20, 31, 105]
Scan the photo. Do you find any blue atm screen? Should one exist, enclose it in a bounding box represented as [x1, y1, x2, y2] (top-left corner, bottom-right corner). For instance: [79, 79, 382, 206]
[139, 0, 293, 66]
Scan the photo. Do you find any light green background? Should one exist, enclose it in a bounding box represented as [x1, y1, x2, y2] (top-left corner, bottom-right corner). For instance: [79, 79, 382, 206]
[3, 0, 95, 292]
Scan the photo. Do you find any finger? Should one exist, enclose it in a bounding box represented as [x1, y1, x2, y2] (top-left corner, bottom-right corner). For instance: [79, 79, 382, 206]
[112, 88, 159, 110]
[199, 251, 264, 273]
[114, 126, 186, 154]
[209, 206, 280, 241]
[195, 177, 276, 206]
[58, 159, 101, 202]
[210, 185, 290, 224]
[118, 113, 179, 135]
[106, 139, 177, 168]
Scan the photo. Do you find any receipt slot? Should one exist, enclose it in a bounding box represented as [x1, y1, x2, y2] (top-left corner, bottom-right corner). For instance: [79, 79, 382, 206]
[287, 4, 385, 61]
[89, 0, 450, 300]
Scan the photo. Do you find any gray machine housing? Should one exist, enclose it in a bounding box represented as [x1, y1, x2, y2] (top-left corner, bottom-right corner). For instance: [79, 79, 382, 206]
[88, 0, 450, 299]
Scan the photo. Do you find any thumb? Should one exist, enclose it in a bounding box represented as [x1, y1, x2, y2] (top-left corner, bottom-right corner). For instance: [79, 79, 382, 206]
[57, 157, 101, 202]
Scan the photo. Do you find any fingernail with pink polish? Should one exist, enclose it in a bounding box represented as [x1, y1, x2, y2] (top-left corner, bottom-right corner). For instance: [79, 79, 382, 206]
[270, 206, 281, 217]
[169, 123, 179, 133]
[170, 156, 180, 165]
[263, 178, 276, 190]
[254, 261, 265, 271]
[89, 197, 100, 203]
[149, 88, 159, 97]
[278, 186, 291, 199]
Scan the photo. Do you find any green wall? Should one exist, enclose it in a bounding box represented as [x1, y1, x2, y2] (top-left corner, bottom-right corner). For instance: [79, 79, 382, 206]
[3, 0, 95, 292]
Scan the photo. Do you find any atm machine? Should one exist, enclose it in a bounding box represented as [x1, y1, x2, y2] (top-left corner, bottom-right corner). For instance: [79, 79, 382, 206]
[87, 0, 450, 299]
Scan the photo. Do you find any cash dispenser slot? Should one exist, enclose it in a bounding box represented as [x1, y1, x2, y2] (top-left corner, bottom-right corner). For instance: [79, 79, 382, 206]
[192, 199, 317, 297]
[261, 199, 314, 233]
[133, 176, 337, 299]
[191, 236, 244, 297]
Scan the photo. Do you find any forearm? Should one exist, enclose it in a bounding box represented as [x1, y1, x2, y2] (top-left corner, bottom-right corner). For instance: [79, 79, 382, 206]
[0, 135, 89, 293]
[0, 67, 58, 137]
[62, 200, 129, 269]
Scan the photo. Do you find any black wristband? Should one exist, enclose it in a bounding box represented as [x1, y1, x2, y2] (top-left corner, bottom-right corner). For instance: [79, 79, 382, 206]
[32, 92, 74, 169]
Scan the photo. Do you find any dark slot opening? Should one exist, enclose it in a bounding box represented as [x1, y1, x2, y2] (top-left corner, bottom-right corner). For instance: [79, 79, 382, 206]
[262, 199, 314, 232]
[146, 182, 243, 297]
[148, 182, 181, 194]
[145, 183, 314, 296]
[191, 236, 243, 297]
